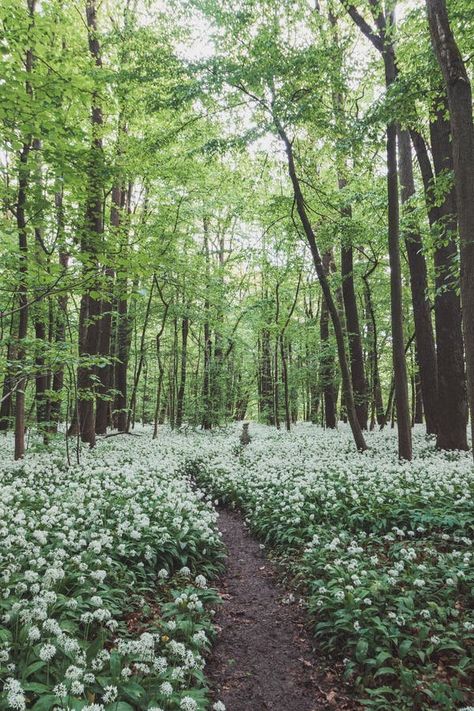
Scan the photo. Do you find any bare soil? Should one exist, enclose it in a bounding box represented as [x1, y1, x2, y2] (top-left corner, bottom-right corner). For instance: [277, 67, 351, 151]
[207, 509, 360, 711]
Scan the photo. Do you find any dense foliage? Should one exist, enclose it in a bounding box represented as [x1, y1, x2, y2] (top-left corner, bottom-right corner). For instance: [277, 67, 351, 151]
[0, 433, 226, 711]
[192, 424, 474, 709]
[1, 0, 474, 708]
[0, 0, 473, 460]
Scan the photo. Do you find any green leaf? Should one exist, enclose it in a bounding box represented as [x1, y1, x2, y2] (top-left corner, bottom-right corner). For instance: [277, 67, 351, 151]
[355, 638, 369, 662]
[398, 639, 412, 658]
[32, 695, 59, 711]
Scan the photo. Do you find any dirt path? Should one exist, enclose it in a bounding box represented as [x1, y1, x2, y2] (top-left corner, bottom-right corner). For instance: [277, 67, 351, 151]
[207, 509, 359, 711]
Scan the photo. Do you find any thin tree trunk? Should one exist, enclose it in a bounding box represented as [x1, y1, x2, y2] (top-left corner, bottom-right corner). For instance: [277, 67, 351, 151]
[95, 264, 114, 435]
[14, 0, 36, 459]
[383, 52, 412, 459]
[176, 315, 189, 428]
[113, 185, 130, 432]
[280, 335, 291, 431]
[341, 2, 410, 457]
[201, 218, 213, 430]
[0, 324, 16, 431]
[126, 278, 154, 432]
[320, 253, 337, 429]
[363, 275, 384, 428]
[14, 139, 31, 459]
[275, 118, 367, 451]
[274, 283, 280, 430]
[339, 180, 368, 429]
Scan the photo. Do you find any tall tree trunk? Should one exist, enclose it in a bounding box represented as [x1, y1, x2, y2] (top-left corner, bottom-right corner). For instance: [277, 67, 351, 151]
[201, 219, 212, 430]
[14, 139, 30, 460]
[95, 266, 114, 435]
[414, 352, 424, 425]
[339, 181, 368, 429]
[50, 248, 69, 429]
[429, 108, 468, 449]
[280, 335, 291, 431]
[0, 314, 17, 431]
[328, 9, 368, 429]
[397, 128, 438, 435]
[411, 111, 468, 449]
[113, 184, 131, 431]
[341, 2, 411, 457]
[14, 0, 36, 459]
[426, 0, 474, 455]
[76, 0, 104, 447]
[275, 118, 367, 451]
[274, 283, 281, 429]
[259, 327, 274, 423]
[176, 315, 189, 428]
[320, 253, 337, 429]
[363, 275, 384, 428]
[383, 51, 412, 459]
[127, 278, 154, 431]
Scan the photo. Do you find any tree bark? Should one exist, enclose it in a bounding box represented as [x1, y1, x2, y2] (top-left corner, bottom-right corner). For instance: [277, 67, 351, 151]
[397, 128, 438, 435]
[95, 265, 114, 435]
[363, 274, 384, 428]
[14, 139, 30, 460]
[275, 118, 367, 450]
[76, 0, 104, 447]
[341, 1, 411, 457]
[429, 107, 468, 449]
[176, 315, 189, 428]
[340, 214, 368, 429]
[320, 253, 337, 429]
[426, 0, 474, 454]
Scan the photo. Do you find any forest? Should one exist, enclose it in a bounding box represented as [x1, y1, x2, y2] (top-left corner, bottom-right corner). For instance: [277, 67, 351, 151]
[0, 0, 473, 709]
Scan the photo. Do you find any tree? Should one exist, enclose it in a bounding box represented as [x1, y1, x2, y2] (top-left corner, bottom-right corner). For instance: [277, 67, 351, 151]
[426, 0, 474, 455]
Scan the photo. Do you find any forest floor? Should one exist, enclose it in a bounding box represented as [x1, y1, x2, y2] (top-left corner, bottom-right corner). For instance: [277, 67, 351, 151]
[207, 509, 360, 711]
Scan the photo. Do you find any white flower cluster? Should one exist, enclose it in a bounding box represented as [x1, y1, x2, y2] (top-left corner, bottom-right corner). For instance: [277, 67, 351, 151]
[190, 422, 474, 709]
[0, 429, 224, 710]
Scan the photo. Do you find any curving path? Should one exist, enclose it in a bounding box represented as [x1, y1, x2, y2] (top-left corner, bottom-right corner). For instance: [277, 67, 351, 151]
[207, 509, 360, 711]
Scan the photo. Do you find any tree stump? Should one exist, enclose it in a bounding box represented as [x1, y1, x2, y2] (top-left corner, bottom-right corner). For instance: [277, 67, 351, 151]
[240, 422, 251, 446]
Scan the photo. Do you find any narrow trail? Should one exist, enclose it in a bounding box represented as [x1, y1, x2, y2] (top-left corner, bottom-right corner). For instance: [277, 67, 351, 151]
[207, 509, 359, 711]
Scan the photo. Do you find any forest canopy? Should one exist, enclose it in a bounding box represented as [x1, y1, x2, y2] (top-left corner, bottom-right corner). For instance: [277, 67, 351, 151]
[1, 0, 474, 709]
[1, 0, 474, 461]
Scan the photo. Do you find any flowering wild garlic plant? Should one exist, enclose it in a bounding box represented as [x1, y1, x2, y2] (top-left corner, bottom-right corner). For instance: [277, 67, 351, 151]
[190, 423, 474, 710]
[1, 423, 473, 710]
[0, 432, 226, 711]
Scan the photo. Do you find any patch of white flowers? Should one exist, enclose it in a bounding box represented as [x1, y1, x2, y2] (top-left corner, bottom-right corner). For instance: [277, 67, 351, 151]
[191, 422, 474, 710]
[0, 429, 224, 710]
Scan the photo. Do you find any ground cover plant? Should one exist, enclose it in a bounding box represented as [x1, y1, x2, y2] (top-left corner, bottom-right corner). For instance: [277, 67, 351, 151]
[191, 424, 474, 710]
[0, 432, 226, 711]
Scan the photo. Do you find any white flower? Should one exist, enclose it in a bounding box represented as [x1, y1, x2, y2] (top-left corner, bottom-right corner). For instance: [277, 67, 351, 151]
[213, 702, 226, 711]
[158, 569, 169, 580]
[180, 697, 197, 711]
[39, 644, 56, 662]
[53, 683, 67, 698]
[160, 681, 173, 696]
[102, 685, 117, 703]
[70, 680, 85, 695]
[4, 678, 26, 711]
[194, 574, 207, 588]
[27, 626, 41, 641]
